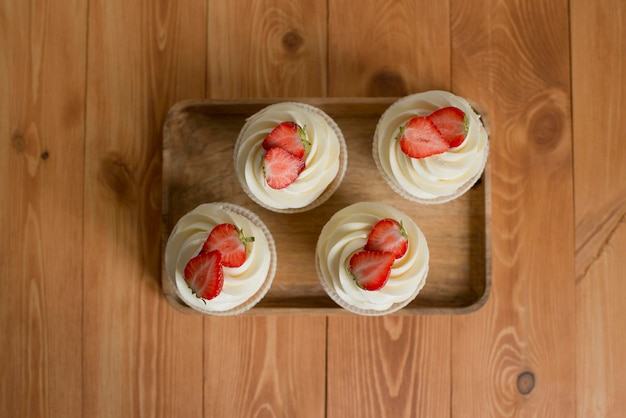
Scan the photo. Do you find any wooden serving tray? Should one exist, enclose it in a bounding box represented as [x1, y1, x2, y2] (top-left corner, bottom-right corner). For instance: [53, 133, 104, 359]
[162, 98, 491, 315]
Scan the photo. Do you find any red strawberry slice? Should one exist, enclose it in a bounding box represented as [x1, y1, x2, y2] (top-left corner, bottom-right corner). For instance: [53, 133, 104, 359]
[364, 218, 409, 259]
[399, 116, 450, 159]
[348, 250, 395, 291]
[427, 106, 467, 148]
[201, 223, 254, 268]
[263, 146, 305, 189]
[184, 250, 224, 300]
[262, 121, 310, 159]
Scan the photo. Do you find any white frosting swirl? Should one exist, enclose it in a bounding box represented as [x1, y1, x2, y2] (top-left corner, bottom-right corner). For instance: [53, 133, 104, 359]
[234, 102, 346, 212]
[316, 202, 429, 314]
[374, 90, 489, 203]
[164, 203, 276, 315]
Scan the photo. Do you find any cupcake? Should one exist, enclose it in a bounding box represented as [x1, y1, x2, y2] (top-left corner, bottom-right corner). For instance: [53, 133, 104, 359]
[234, 102, 347, 213]
[164, 202, 276, 315]
[316, 202, 429, 315]
[373, 90, 489, 203]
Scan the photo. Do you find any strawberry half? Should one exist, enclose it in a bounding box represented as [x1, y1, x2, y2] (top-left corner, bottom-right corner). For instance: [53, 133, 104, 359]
[201, 223, 254, 268]
[427, 106, 467, 148]
[399, 116, 450, 159]
[364, 218, 408, 259]
[262, 121, 310, 159]
[263, 146, 305, 190]
[184, 250, 224, 300]
[349, 250, 395, 291]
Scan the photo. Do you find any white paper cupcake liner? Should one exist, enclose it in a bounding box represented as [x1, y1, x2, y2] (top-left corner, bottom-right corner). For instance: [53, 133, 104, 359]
[315, 202, 429, 316]
[166, 202, 277, 316]
[372, 91, 489, 204]
[234, 102, 348, 214]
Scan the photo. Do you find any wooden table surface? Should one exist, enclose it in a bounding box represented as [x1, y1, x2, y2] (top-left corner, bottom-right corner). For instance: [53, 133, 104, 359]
[2, 0, 625, 417]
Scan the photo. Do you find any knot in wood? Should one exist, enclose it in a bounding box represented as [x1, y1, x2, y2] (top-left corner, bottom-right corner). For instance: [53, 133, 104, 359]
[368, 70, 407, 97]
[12, 130, 26, 153]
[99, 153, 137, 205]
[528, 104, 563, 152]
[282, 29, 304, 53]
[516, 371, 535, 395]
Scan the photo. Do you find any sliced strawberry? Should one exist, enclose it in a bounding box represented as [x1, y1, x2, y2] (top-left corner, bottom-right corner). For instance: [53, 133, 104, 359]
[262, 121, 310, 159]
[184, 251, 224, 300]
[348, 250, 395, 291]
[201, 223, 254, 268]
[399, 116, 449, 159]
[263, 146, 305, 190]
[427, 106, 467, 148]
[364, 218, 408, 259]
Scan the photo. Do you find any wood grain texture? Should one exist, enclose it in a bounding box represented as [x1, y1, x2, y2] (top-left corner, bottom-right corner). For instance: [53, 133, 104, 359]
[208, 0, 327, 98]
[571, 0, 626, 415]
[328, 0, 449, 97]
[450, 0, 575, 415]
[327, 316, 451, 418]
[0, 1, 86, 417]
[204, 1, 327, 416]
[575, 223, 626, 417]
[204, 317, 326, 417]
[326, 1, 452, 416]
[571, 1, 626, 281]
[83, 0, 206, 416]
[4, 1, 626, 416]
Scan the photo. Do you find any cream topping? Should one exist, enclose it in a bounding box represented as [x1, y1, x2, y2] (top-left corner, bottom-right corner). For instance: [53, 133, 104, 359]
[374, 90, 489, 202]
[316, 202, 429, 313]
[234, 102, 343, 210]
[164, 203, 274, 314]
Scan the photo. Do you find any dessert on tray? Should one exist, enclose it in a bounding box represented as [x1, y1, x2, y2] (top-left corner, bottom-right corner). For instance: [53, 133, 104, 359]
[316, 202, 429, 315]
[164, 202, 276, 315]
[373, 90, 489, 203]
[234, 102, 347, 213]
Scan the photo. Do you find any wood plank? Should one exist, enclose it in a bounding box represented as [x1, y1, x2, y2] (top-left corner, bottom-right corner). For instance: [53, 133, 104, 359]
[204, 317, 326, 417]
[571, 1, 626, 415]
[326, 1, 452, 417]
[207, 0, 327, 98]
[575, 225, 626, 416]
[328, 0, 450, 97]
[327, 316, 450, 418]
[450, 0, 575, 415]
[204, 1, 328, 416]
[82, 0, 206, 416]
[0, 1, 86, 417]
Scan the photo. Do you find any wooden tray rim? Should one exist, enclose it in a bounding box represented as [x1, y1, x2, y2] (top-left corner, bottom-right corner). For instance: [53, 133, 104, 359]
[161, 97, 492, 316]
